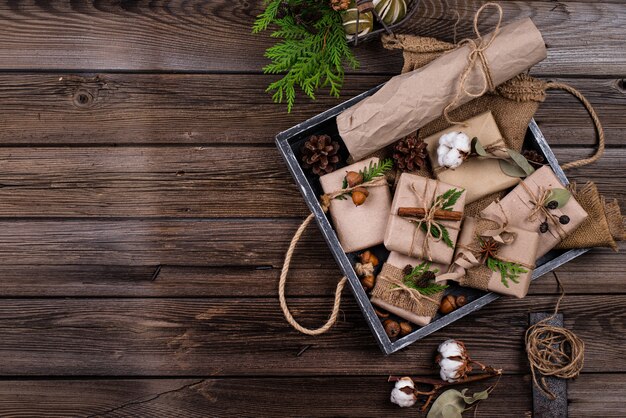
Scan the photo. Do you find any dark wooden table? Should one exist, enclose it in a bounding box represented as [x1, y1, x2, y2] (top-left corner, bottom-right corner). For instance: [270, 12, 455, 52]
[0, 1, 623, 416]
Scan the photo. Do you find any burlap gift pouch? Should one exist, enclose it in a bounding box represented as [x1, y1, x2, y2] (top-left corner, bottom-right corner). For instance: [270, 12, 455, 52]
[371, 252, 448, 326]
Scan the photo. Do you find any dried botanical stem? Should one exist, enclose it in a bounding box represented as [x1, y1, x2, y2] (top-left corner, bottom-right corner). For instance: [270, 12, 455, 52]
[398, 207, 464, 221]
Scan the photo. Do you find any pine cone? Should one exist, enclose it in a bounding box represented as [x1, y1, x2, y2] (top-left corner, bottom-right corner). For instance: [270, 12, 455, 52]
[414, 270, 436, 288]
[522, 149, 545, 168]
[330, 0, 350, 11]
[393, 133, 428, 171]
[300, 134, 341, 175]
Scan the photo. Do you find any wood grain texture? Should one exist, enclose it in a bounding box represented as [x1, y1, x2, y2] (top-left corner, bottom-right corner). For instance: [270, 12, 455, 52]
[0, 295, 622, 376]
[0, 374, 621, 417]
[0, 1, 623, 76]
[0, 74, 622, 146]
[0, 147, 622, 218]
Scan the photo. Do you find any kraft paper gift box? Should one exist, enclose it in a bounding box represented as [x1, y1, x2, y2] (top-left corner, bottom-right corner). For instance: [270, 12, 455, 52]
[423, 111, 520, 204]
[371, 251, 449, 326]
[442, 215, 539, 298]
[384, 173, 466, 265]
[481, 166, 588, 258]
[319, 157, 392, 253]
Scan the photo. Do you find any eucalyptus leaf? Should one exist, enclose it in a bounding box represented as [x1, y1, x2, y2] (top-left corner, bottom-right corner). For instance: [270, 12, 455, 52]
[544, 188, 572, 208]
[427, 389, 465, 418]
[499, 160, 528, 178]
[472, 137, 489, 157]
[460, 388, 489, 404]
[507, 149, 536, 176]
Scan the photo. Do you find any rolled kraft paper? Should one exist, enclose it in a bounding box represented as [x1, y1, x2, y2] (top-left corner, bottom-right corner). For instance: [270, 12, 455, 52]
[319, 157, 392, 253]
[422, 111, 520, 204]
[384, 173, 465, 265]
[452, 217, 539, 298]
[481, 166, 588, 258]
[370, 252, 449, 326]
[336, 18, 547, 161]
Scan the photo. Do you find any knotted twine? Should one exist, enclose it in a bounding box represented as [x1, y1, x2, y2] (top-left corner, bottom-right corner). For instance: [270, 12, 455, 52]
[519, 181, 568, 239]
[525, 279, 585, 399]
[278, 176, 388, 335]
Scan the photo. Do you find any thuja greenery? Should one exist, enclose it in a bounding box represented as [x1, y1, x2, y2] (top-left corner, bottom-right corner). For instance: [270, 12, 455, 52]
[402, 262, 448, 296]
[486, 257, 528, 288]
[253, 0, 358, 112]
[337, 159, 393, 199]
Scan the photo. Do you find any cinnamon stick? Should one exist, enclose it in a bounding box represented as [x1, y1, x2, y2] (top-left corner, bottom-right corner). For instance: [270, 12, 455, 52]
[397, 207, 463, 221]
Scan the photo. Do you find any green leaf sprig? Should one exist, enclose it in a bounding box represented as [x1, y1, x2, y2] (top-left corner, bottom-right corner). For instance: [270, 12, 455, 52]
[336, 159, 393, 200]
[253, 0, 359, 112]
[418, 188, 464, 248]
[400, 261, 448, 296]
[470, 137, 536, 178]
[486, 257, 528, 288]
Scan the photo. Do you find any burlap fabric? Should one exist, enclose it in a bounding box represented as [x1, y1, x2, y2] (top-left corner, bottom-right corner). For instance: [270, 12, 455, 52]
[370, 263, 443, 317]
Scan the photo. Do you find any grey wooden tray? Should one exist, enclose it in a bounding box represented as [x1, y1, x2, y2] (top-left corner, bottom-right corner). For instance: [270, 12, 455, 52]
[275, 84, 589, 355]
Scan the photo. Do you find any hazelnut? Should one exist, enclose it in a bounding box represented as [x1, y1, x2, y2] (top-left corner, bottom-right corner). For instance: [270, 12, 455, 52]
[359, 250, 379, 267]
[399, 321, 413, 337]
[361, 275, 375, 291]
[455, 295, 467, 307]
[383, 319, 401, 339]
[351, 187, 369, 206]
[374, 307, 390, 319]
[345, 171, 364, 187]
[439, 295, 457, 315]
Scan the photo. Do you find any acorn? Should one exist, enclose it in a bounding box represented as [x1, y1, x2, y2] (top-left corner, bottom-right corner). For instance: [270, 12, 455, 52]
[399, 321, 413, 337]
[455, 295, 467, 307]
[439, 294, 457, 314]
[374, 307, 390, 319]
[559, 215, 570, 225]
[383, 319, 401, 339]
[351, 187, 369, 206]
[361, 275, 375, 291]
[359, 250, 379, 267]
[345, 171, 364, 187]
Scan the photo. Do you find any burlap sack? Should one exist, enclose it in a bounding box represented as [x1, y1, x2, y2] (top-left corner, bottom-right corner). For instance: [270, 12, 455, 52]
[381, 34, 624, 248]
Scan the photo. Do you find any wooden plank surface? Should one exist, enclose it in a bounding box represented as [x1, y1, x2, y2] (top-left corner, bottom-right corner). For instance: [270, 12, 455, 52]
[0, 295, 621, 376]
[0, 1, 623, 76]
[0, 74, 621, 146]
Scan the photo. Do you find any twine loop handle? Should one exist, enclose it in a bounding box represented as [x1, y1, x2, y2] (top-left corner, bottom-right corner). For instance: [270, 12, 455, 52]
[278, 213, 347, 336]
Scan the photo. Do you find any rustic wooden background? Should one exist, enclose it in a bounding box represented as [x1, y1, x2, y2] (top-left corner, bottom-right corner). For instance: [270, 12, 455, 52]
[0, 0, 623, 416]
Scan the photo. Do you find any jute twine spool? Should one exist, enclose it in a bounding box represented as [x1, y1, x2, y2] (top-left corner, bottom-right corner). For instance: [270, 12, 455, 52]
[525, 279, 585, 399]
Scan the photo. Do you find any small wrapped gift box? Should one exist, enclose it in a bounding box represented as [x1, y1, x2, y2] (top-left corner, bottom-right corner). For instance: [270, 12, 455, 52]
[481, 166, 588, 258]
[423, 111, 520, 204]
[371, 251, 449, 326]
[319, 157, 392, 253]
[384, 173, 466, 265]
[443, 215, 539, 298]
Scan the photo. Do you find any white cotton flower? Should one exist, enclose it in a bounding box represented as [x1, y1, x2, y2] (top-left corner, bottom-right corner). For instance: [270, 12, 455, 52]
[390, 377, 417, 408]
[437, 339, 470, 383]
[437, 132, 471, 169]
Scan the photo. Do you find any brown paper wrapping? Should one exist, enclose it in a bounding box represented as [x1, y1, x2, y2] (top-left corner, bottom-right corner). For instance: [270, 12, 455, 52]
[384, 173, 465, 265]
[481, 166, 588, 258]
[423, 111, 520, 204]
[446, 216, 539, 298]
[370, 252, 448, 326]
[319, 157, 392, 253]
[336, 18, 547, 161]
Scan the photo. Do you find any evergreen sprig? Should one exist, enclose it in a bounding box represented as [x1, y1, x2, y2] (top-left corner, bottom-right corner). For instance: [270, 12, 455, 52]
[401, 261, 448, 296]
[417, 188, 463, 248]
[486, 257, 528, 288]
[253, 0, 359, 112]
[336, 159, 393, 200]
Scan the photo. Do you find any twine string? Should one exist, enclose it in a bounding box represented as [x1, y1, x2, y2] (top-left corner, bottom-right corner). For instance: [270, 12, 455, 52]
[320, 176, 388, 212]
[377, 273, 439, 306]
[406, 181, 444, 261]
[525, 278, 585, 399]
[519, 181, 568, 239]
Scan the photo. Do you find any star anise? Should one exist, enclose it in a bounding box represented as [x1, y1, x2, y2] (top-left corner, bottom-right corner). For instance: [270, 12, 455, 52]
[478, 237, 500, 260]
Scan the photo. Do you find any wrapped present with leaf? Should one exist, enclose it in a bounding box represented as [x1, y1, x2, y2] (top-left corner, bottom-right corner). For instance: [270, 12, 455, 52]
[440, 211, 539, 298]
[319, 157, 393, 253]
[481, 166, 588, 258]
[423, 111, 537, 204]
[384, 173, 466, 265]
[371, 251, 449, 326]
